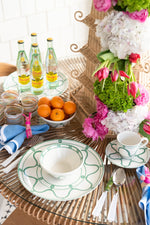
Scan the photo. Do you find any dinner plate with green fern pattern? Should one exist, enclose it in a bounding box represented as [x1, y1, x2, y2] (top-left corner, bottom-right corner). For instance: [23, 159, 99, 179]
[3, 71, 68, 98]
[18, 139, 104, 201]
[106, 140, 150, 169]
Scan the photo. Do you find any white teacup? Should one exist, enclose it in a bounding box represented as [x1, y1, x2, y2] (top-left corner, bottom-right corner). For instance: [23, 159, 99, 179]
[117, 131, 148, 159]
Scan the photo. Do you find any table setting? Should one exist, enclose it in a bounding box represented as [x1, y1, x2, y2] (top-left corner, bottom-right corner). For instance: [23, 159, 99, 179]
[0, 3, 150, 222]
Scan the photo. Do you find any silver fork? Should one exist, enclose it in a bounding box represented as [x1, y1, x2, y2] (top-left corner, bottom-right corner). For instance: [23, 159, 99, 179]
[1, 135, 44, 173]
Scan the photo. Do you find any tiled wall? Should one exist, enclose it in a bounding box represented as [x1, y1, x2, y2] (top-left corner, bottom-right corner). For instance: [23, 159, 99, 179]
[0, 0, 92, 64]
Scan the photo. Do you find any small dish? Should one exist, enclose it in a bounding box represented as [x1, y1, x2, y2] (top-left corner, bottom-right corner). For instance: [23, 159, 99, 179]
[1, 90, 19, 105]
[4, 104, 24, 125]
[105, 140, 150, 169]
[40, 143, 84, 179]
[40, 112, 76, 127]
[20, 93, 38, 115]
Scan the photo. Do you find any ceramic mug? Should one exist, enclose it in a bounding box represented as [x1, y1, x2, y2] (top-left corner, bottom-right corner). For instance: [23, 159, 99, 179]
[117, 131, 148, 159]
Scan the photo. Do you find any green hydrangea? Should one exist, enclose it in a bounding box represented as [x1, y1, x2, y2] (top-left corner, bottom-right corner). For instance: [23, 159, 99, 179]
[115, 0, 150, 13]
[94, 76, 134, 112]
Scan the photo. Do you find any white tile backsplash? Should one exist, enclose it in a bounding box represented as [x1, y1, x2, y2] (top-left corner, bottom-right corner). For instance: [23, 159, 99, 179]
[0, 42, 11, 62]
[47, 7, 70, 29]
[0, 0, 92, 64]
[20, 0, 35, 16]
[0, 18, 28, 42]
[0, 0, 3, 22]
[27, 13, 47, 34]
[2, 0, 20, 19]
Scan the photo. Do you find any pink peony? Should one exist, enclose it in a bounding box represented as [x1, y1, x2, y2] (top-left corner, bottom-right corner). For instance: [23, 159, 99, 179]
[94, 67, 109, 82]
[124, 9, 148, 23]
[134, 83, 149, 106]
[93, 0, 111, 12]
[95, 96, 108, 120]
[82, 117, 99, 141]
[82, 98, 109, 141]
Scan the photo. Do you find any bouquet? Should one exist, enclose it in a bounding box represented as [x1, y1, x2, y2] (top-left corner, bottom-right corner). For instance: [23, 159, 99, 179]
[82, 1, 150, 141]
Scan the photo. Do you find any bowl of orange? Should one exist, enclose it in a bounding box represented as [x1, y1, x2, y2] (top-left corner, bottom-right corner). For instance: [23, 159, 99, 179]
[37, 96, 77, 127]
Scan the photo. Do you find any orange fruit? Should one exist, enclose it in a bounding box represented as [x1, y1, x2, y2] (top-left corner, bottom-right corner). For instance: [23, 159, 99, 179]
[63, 101, 76, 115]
[38, 97, 51, 107]
[50, 109, 65, 121]
[50, 96, 64, 109]
[37, 104, 51, 118]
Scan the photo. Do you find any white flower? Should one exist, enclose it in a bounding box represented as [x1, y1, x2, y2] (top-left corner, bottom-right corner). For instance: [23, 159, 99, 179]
[101, 105, 148, 134]
[96, 11, 150, 59]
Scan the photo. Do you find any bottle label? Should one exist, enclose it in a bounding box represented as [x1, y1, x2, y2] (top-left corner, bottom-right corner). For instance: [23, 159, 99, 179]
[46, 72, 58, 82]
[21, 57, 25, 62]
[18, 75, 30, 85]
[32, 70, 42, 79]
[49, 54, 53, 59]
[32, 79, 43, 88]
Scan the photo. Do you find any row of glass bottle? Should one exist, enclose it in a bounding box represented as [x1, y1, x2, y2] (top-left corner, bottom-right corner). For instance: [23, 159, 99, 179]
[16, 33, 58, 95]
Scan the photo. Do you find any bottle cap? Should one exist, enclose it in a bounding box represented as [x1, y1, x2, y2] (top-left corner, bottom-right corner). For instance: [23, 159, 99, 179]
[31, 33, 37, 36]
[47, 38, 53, 42]
[32, 43, 38, 47]
[18, 40, 24, 44]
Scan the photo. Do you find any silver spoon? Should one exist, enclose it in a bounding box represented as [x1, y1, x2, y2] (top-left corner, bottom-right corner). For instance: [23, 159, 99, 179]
[107, 168, 126, 222]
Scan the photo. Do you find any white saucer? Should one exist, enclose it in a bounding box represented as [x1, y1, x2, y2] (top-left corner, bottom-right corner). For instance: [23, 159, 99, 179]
[105, 140, 150, 169]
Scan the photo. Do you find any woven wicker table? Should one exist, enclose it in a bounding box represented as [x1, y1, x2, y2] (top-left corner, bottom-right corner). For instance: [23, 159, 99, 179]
[0, 57, 149, 225]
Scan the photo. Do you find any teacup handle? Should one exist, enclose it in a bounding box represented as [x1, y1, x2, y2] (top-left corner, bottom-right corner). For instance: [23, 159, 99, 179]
[140, 137, 149, 147]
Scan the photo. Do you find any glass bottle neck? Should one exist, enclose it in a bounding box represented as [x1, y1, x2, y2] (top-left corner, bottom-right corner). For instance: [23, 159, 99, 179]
[18, 43, 24, 51]
[31, 36, 37, 44]
[47, 41, 53, 49]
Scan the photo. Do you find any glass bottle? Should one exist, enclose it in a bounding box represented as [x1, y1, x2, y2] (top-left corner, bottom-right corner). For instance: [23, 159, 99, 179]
[29, 33, 40, 64]
[16, 40, 30, 92]
[45, 38, 58, 89]
[30, 43, 44, 95]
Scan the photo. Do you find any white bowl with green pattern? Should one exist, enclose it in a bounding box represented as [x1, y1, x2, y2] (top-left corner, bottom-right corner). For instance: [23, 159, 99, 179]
[40, 143, 84, 179]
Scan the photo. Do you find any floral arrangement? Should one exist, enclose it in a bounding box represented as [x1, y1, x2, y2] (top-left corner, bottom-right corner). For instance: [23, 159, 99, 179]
[96, 11, 150, 59]
[82, 0, 150, 141]
[93, 0, 150, 22]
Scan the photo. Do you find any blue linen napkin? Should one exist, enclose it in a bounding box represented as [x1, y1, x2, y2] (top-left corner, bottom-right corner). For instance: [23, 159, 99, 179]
[136, 166, 150, 225]
[0, 124, 49, 154]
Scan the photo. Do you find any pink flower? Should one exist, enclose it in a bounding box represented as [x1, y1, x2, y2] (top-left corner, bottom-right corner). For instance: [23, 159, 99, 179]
[127, 82, 138, 98]
[119, 71, 130, 79]
[93, 0, 111, 12]
[124, 9, 148, 23]
[111, 70, 118, 82]
[94, 114, 108, 140]
[94, 67, 109, 82]
[112, 0, 117, 6]
[95, 96, 108, 120]
[143, 124, 150, 135]
[134, 83, 149, 106]
[82, 98, 109, 141]
[82, 117, 99, 141]
[129, 53, 140, 63]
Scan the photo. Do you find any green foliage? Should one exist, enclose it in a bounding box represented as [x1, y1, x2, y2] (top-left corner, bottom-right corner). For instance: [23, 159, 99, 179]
[115, 0, 150, 13]
[94, 76, 134, 112]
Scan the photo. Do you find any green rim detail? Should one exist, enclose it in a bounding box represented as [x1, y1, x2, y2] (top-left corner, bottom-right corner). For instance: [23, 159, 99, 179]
[106, 140, 149, 169]
[18, 139, 104, 201]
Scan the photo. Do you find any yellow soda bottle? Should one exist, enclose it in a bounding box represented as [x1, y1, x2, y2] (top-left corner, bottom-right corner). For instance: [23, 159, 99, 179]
[16, 40, 30, 92]
[30, 43, 44, 95]
[45, 38, 58, 89]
